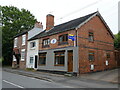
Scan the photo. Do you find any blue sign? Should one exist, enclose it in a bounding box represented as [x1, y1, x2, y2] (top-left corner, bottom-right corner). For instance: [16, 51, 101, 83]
[68, 34, 76, 41]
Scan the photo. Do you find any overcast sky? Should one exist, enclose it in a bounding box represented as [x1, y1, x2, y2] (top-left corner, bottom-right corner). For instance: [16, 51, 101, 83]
[1, 0, 119, 34]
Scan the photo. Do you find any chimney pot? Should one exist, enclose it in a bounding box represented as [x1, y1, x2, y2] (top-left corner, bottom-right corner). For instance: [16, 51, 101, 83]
[35, 21, 43, 29]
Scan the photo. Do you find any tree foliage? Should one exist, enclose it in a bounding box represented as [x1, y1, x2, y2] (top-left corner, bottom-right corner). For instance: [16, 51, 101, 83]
[2, 6, 36, 65]
[114, 31, 120, 49]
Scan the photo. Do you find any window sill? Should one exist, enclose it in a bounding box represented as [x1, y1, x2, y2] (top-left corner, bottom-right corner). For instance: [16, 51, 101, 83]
[89, 60, 94, 62]
[42, 45, 50, 48]
[58, 42, 68, 45]
[89, 41, 94, 43]
[54, 64, 64, 66]
[22, 44, 26, 46]
[39, 64, 46, 66]
[30, 47, 36, 50]
[29, 63, 33, 64]
[21, 59, 25, 61]
[14, 46, 17, 48]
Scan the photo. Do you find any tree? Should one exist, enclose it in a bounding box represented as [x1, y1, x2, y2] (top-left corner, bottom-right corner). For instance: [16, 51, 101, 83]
[114, 31, 120, 49]
[2, 6, 36, 65]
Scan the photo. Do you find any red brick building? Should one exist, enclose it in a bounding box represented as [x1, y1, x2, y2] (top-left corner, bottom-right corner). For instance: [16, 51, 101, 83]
[29, 11, 117, 74]
[12, 31, 28, 69]
[12, 22, 43, 69]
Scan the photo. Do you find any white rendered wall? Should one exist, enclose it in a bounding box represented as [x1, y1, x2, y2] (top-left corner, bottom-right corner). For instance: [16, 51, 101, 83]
[26, 39, 39, 69]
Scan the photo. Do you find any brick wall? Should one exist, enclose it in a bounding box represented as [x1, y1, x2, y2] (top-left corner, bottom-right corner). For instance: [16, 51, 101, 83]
[38, 15, 116, 74]
[77, 16, 117, 73]
[39, 30, 76, 50]
[12, 33, 28, 69]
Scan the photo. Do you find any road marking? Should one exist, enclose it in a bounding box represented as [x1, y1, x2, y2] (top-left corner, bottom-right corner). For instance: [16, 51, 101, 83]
[3, 80, 24, 88]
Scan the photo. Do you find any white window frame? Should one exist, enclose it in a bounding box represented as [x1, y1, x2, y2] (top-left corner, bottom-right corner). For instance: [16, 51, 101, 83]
[30, 56, 34, 64]
[14, 38, 18, 47]
[13, 55, 16, 61]
[22, 34, 26, 46]
[30, 41, 36, 49]
[21, 49, 25, 61]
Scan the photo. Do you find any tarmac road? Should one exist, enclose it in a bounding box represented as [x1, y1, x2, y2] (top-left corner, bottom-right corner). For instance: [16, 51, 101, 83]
[2, 71, 72, 88]
[2, 70, 119, 89]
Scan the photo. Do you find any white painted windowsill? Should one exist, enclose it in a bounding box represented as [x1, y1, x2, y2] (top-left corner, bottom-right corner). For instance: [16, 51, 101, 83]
[30, 47, 36, 50]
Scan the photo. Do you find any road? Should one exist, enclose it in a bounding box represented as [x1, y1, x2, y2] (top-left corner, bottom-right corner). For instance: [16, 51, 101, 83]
[2, 71, 119, 88]
[2, 71, 72, 88]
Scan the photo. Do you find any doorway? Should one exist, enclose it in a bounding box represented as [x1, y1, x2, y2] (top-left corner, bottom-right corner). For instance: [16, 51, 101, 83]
[68, 50, 73, 72]
[35, 55, 38, 68]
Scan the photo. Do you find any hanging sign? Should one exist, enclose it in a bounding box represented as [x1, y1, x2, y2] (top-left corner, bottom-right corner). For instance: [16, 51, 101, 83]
[68, 34, 76, 41]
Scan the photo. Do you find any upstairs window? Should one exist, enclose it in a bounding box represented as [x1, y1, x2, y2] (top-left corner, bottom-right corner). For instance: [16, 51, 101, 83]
[88, 51, 94, 61]
[22, 34, 26, 46]
[54, 51, 65, 66]
[14, 38, 18, 47]
[42, 38, 50, 48]
[30, 42, 36, 48]
[59, 34, 68, 45]
[88, 32, 94, 42]
[106, 53, 110, 60]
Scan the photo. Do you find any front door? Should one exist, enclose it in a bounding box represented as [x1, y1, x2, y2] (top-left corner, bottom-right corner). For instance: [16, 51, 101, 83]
[68, 50, 73, 72]
[35, 55, 38, 68]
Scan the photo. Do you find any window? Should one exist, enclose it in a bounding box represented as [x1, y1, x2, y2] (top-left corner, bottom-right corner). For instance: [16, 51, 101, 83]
[30, 57, 33, 64]
[30, 42, 36, 48]
[42, 38, 50, 48]
[88, 51, 94, 61]
[106, 53, 110, 59]
[39, 53, 46, 65]
[14, 38, 18, 47]
[88, 32, 94, 42]
[13, 55, 16, 61]
[54, 51, 65, 66]
[21, 49, 25, 61]
[58, 34, 68, 45]
[22, 34, 26, 45]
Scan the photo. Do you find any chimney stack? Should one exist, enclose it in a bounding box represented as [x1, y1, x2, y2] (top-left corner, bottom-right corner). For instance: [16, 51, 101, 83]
[46, 14, 54, 30]
[35, 21, 43, 29]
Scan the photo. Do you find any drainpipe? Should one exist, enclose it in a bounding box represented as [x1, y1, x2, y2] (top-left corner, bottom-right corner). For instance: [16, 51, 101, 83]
[75, 27, 79, 76]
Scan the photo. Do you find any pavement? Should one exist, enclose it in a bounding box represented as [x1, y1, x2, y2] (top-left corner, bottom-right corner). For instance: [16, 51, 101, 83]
[2, 67, 119, 85]
[80, 69, 119, 84]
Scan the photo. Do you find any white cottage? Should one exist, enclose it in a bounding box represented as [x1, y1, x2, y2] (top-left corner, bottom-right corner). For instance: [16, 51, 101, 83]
[26, 22, 43, 69]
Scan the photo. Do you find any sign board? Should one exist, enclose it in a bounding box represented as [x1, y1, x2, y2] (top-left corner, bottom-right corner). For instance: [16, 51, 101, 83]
[68, 34, 76, 41]
[51, 39, 57, 44]
[106, 60, 108, 66]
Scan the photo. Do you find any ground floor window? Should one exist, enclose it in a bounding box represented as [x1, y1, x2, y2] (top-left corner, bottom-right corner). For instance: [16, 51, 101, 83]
[39, 53, 46, 65]
[30, 57, 33, 64]
[13, 55, 16, 61]
[21, 49, 25, 61]
[54, 51, 65, 66]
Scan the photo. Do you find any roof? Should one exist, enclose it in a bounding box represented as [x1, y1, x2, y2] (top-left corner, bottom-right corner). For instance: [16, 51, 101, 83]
[29, 12, 97, 41]
[28, 11, 115, 41]
[13, 30, 28, 38]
